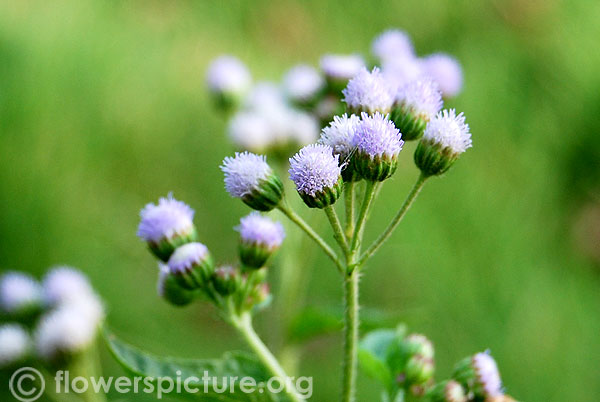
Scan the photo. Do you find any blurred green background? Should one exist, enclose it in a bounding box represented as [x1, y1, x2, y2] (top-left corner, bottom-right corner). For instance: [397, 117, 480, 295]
[1, 0, 600, 400]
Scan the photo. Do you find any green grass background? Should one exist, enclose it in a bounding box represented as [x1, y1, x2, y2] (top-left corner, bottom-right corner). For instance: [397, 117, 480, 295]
[1, 0, 600, 400]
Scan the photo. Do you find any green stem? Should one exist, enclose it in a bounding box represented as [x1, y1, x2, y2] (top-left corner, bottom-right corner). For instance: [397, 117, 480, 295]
[324, 205, 349, 255]
[342, 269, 360, 402]
[277, 203, 343, 273]
[69, 341, 106, 402]
[344, 181, 355, 240]
[231, 312, 304, 402]
[359, 174, 428, 266]
[349, 181, 378, 261]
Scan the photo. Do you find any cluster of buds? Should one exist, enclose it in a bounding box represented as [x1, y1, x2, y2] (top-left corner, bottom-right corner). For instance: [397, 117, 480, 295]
[397, 333, 436, 394]
[0, 267, 104, 368]
[137, 194, 284, 313]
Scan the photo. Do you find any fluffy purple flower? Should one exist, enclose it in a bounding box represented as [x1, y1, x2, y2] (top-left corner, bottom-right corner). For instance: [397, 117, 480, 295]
[167, 242, 210, 274]
[206, 55, 251, 95]
[382, 56, 424, 94]
[236, 212, 285, 250]
[221, 152, 273, 198]
[318, 114, 360, 160]
[282, 64, 324, 102]
[473, 352, 503, 397]
[372, 29, 415, 62]
[0, 272, 42, 313]
[342, 68, 394, 114]
[423, 109, 471, 154]
[396, 79, 443, 119]
[320, 54, 365, 81]
[289, 144, 341, 197]
[137, 195, 194, 243]
[355, 112, 404, 159]
[421, 53, 463, 97]
[43, 266, 94, 305]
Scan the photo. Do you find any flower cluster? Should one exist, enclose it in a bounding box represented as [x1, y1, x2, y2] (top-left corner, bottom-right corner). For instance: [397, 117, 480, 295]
[0, 267, 104, 367]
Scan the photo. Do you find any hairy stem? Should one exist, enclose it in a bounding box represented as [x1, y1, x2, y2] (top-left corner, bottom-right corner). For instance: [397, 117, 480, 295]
[324, 205, 349, 255]
[342, 269, 360, 402]
[359, 174, 428, 266]
[231, 312, 304, 402]
[344, 182, 355, 240]
[278, 203, 343, 272]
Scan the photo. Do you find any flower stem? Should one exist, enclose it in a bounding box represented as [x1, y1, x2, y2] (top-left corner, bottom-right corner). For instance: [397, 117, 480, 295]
[342, 269, 360, 402]
[231, 311, 304, 402]
[324, 205, 349, 255]
[277, 203, 343, 272]
[359, 173, 428, 266]
[344, 182, 355, 239]
[349, 181, 378, 260]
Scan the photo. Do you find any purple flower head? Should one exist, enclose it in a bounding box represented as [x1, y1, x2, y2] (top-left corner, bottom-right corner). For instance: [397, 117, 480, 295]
[236, 212, 285, 250]
[167, 242, 209, 274]
[396, 79, 443, 119]
[282, 64, 324, 102]
[43, 266, 94, 305]
[372, 29, 415, 62]
[342, 68, 394, 114]
[318, 114, 361, 160]
[320, 54, 365, 81]
[423, 109, 471, 154]
[289, 144, 341, 197]
[473, 351, 503, 397]
[355, 112, 404, 159]
[137, 194, 194, 243]
[0, 272, 42, 313]
[421, 53, 463, 97]
[206, 55, 251, 95]
[221, 152, 273, 198]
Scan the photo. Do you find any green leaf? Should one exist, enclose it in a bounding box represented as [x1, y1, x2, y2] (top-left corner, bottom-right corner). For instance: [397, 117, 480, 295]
[103, 328, 289, 402]
[359, 325, 407, 396]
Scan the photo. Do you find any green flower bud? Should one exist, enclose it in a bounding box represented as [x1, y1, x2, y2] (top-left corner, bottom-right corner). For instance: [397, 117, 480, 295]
[391, 80, 443, 141]
[157, 264, 196, 306]
[405, 354, 435, 385]
[426, 380, 467, 402]
[211, 266, 241, 296]
[404, 334, 435, 359]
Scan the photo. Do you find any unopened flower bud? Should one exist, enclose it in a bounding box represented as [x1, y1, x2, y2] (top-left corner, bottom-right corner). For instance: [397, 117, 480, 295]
[137, 195, 197, 262]
[354, 112, 404, 181]
[414, 109, 472, 177]
[0, 324, 30, 368]
[221, 152, 284, 211]
[236, 212, 285, 269]
[426, 380, 467, 402]
[404, 333, 435, 359]
[212, 265, 241, 296]
[157, 264, 195, 306]
[167, 242, 214, 290]
[0, 272, 43, 316]
[250, 283, 271, 306]
[342, 67, 394, 115]
[405, 354, 435, 385]
[319, 114, 361, 182]
[289, 144, 343, 208]
[453, 351, 503, 399]
[206, 55, 251, 111]
[391, 79, 443, 141]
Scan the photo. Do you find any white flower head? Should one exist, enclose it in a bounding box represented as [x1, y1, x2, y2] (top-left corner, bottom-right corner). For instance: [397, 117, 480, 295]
[0, 272, 42, 313]
[342, 67, 394, 114]
[289, 144, 341, 197]
[206, 55, 251, 95]
[423, 109, 472, 154]
[382, 56, 424, 94]
[282, 64, 324, 102]
[227, 111, 273, 153]
[473, 351, 503, 397]
[42, 266, 95, 306]
[221, 152, 273, 198]
[396, 79, 443, 120]
[319, 114, 360, 159]
[0, 324, 30, 367]
[421, 53, 463, 97]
